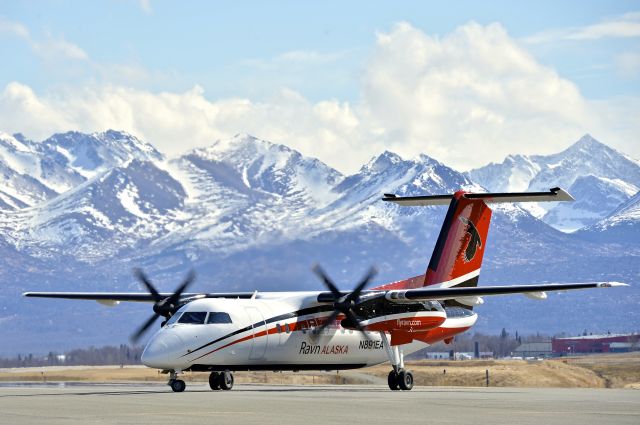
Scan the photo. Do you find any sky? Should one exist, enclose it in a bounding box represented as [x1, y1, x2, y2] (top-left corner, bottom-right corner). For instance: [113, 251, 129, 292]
[0, 0, 639, 173]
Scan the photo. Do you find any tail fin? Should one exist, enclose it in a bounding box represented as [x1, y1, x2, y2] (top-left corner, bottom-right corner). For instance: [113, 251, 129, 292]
[424, 191, 491, 288]
[381, 187, 573, 291]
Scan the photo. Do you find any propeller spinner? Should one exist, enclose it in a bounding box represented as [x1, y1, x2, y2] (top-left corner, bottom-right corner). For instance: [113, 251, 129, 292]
[312, 264, 377, 336]
[130, 268, 196, 343]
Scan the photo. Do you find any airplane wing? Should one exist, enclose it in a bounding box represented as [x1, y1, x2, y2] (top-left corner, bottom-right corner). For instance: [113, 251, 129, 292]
[22, 292, 257, 303]
[317, 281, 627, 303]
[382, 281, 628, 302]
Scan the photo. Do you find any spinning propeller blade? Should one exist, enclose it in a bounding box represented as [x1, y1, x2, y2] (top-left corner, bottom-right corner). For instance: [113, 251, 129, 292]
[131, 313, 161, 343]
[129, 269, 197, 343]
[313, 265, 377, 337]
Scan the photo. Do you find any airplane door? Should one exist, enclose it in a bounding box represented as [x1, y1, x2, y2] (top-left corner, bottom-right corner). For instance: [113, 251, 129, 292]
[245, 306, 267, 360]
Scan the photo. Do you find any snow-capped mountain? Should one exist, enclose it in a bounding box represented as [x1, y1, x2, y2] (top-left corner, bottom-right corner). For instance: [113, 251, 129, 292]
[0, 130, 163, 211]
[468, 134, 640, 231]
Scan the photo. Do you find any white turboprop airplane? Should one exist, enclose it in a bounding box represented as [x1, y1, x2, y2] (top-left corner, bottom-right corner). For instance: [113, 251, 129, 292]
[24, 188, 627, 392]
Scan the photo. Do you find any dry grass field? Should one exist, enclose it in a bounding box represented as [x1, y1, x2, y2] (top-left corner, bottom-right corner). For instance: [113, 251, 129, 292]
[556, 353, 640, 388]
[1, 353, 638, 388]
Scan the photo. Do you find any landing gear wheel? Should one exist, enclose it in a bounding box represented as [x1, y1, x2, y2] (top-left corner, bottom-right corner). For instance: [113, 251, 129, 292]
[398, 370, 414, 391]
[220, 371, 234, 390]
[387, 371, 400, 391]
[209, 372, 222, 390]
[170, 379, 186, 393]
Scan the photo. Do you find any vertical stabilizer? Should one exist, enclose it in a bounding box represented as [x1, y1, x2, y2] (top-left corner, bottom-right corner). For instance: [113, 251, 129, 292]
[424, 191, 492, 288]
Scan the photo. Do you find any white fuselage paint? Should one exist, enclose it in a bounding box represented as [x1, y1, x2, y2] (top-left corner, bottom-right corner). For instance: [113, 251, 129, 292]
[141, 293, 477, 371]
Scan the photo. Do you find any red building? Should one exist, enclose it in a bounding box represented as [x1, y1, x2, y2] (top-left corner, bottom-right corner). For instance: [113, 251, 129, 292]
[552, 333, 640, 355]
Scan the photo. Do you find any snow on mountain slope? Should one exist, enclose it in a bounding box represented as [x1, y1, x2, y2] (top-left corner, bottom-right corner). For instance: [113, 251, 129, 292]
[41, 130, 163, 178]
[1, 160, 186, 260]
[527, 135, 640, 192]
[140, 134, 347, 259]
[326, 151, 483, 234]
[467, 153, 541, 193]
[0, 131, 163, 210]
[468, 134, 640, 230]
[188, 134, 343, 205]
[576, 191, 640, 243]
[543, 175, 638, 231]
[0, 133, 69, 207]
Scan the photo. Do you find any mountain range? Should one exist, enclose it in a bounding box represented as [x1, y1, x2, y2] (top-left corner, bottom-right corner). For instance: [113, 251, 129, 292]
[0, 130, 638, 355]
[468, 135, 640, 231]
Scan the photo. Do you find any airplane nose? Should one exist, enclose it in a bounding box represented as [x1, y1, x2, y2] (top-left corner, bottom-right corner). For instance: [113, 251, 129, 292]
[141, 332, 184, 369]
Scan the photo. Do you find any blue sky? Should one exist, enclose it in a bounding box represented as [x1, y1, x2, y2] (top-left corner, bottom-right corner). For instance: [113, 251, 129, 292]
[0, 1, 638, 172]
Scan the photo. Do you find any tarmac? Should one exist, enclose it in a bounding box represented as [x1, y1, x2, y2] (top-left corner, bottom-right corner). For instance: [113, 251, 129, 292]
[0, 382, 639, 425]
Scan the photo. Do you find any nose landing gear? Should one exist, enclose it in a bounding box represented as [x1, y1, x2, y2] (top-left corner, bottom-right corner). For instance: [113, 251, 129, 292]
[380, 332, 414, 391]
[209, 371, 234, 391]
[168, 370, 186, 392]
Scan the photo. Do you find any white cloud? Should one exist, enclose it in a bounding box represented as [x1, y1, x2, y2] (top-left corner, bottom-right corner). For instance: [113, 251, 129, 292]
[525, 12, 640, 44]
[0, 22, 638, 174]
[357, 22, 606, 169]
[0, 16, 29, 39]
[32, 34, 89, 61]
[0, 16, 88, 61]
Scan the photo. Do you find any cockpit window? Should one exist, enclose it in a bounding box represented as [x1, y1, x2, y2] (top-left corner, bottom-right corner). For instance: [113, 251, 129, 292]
[207, 312, 232, 324]
[178, 312, 207, 324]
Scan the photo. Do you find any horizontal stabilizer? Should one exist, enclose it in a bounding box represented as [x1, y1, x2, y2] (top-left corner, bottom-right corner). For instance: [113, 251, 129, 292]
[382, 187, 573, 206]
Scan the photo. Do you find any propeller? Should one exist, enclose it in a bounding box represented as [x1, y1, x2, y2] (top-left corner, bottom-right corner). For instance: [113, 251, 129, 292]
[312, 264, 377, 337]
[130, 268, 196, 343]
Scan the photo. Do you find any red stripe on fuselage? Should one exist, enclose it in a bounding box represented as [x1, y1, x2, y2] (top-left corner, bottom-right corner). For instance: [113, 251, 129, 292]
[188, 316, 471, 363]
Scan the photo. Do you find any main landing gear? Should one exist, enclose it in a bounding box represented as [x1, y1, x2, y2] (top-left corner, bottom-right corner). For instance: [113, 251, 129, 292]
[209, 371, 234, 391]
[387, 369, 414, 391]
[379, 332, 414, 391]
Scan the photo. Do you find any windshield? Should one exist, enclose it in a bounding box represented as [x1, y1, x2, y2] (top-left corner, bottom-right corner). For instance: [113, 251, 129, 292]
[207, 312, 232, 324]
[178, 311, 207, 324]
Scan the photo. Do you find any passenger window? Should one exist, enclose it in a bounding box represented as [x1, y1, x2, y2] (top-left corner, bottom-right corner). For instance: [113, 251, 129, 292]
[285, 323, 291, 333]
[206, 312, 233, 324]
[276, 324, 282, 333]
[178, 312, 207, 324]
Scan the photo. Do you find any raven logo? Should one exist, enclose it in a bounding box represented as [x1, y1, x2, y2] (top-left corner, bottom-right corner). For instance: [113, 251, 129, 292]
[459, 216, 482, 263]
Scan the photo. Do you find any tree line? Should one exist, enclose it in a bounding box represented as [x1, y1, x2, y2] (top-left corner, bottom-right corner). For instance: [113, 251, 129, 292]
[0, 344, 144, 368]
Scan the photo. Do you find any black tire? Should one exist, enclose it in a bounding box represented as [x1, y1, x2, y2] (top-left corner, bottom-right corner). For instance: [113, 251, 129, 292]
[387, 371, 400, 391]
[220, 371, 234, 390]
[398, 370, 414, 391]
[170, 379, 186, 393]
[209, 372, 222, 390]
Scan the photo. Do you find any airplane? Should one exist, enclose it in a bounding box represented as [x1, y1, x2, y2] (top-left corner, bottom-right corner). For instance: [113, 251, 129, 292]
[24, 187, 628, 392]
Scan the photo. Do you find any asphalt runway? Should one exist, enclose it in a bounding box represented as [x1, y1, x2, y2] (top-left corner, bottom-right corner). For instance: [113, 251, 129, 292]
[0, 383, 638, 425]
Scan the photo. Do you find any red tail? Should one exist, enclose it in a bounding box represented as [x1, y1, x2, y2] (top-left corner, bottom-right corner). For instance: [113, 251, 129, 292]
[372, 191, 492, 292]
[423, 191, 491, 287]
[374, 187, 570, 292]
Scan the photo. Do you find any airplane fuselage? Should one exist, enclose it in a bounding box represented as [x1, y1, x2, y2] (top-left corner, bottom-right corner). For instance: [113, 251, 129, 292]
[141, 293, 478, 371]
